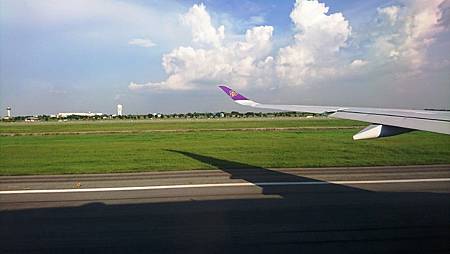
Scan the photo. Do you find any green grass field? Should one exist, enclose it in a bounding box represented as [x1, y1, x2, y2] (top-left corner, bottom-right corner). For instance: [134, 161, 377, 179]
[1, 118, 449, 175]
[0, 117, 364, 134]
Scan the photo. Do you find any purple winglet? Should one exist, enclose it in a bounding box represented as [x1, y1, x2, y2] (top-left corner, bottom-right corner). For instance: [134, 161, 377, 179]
[218, 85, 248, 100]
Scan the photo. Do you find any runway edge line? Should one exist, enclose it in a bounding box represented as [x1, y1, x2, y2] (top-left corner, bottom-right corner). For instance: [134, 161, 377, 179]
[1, 178, 450, 194]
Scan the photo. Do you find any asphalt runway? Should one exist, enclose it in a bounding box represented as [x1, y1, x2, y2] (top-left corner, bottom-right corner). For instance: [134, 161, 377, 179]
[1, 152, 449, 253]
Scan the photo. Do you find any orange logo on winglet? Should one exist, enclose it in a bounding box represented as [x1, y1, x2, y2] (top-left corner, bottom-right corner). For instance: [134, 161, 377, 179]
[230, 90, 238, 97]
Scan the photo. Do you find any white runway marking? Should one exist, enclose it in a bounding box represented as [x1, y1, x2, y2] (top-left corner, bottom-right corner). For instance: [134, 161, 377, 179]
[1, 178, 449, 194]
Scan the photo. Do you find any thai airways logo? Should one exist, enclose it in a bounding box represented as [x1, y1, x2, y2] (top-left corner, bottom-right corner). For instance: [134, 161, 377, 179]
[229, 90, 238, 98]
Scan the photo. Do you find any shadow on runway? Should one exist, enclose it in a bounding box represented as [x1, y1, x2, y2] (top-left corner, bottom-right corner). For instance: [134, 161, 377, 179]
[1, 151, 449, 253]
[166, 149, 367, 198]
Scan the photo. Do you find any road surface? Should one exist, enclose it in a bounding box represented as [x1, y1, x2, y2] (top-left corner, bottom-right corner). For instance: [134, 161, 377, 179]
[1, 153, 449, 253]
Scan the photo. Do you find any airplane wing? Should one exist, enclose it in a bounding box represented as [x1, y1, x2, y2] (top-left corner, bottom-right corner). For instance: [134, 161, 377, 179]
[219, 85, 450, 140]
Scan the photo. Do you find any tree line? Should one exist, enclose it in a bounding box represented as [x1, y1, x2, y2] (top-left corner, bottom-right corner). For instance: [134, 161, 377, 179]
[2, 111, 321, 122]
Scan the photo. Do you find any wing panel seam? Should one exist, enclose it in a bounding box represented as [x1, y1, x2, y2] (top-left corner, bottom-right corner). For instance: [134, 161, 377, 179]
[339, 110, 450, 123]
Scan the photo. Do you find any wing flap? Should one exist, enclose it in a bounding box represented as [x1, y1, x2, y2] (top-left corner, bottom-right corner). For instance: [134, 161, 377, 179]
[331, 111, 450, 135]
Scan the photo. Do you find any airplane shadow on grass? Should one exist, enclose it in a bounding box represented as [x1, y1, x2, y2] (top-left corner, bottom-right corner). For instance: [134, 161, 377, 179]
[0, 151, 449, 254]
[166, 149, 364, 198]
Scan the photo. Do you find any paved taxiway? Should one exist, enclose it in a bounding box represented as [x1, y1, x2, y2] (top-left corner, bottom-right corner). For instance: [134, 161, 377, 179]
[1, 159, 449, 253]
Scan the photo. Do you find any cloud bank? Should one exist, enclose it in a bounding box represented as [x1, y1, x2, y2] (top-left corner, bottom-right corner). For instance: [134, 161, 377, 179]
[372, 0, 447, 72]
[127, 0, 447, 93]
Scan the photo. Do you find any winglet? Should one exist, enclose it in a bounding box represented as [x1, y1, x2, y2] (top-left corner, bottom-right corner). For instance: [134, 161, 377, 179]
[218, 85, 248, 101]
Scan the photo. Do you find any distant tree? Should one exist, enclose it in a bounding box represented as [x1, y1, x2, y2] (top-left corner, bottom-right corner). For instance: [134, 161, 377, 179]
[245, 112, 255, 118]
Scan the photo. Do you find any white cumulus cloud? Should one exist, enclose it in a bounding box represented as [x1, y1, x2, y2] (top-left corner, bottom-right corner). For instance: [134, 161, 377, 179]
[377, 6, 400, 25]
[276, 0, 352, 86]
[371, 0, 446, 71]
[181, 3, 225, 48]
[128, 2, 277, 91]
[130, 0, 353, 91]
[129, 0, 448, 92]
[350, 59, 368, 68]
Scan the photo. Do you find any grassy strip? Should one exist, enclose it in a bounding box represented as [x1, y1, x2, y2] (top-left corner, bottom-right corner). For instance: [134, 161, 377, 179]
[1, 129, 449, 175]
[0, 118, 365, 134]
[0, 126, 361, 136]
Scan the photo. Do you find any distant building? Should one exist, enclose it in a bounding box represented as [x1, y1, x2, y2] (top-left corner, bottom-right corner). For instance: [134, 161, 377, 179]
[117, 104, 123, 116]
[6, 107, 11, 118]
[57, 112, 103, 118]
[25, 116, 39, 122]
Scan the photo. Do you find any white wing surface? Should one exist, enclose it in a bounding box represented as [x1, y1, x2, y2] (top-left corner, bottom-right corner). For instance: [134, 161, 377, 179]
[219, 85, 450, 140]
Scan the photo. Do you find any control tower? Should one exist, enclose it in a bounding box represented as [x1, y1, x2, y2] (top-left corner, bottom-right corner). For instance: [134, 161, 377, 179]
[6, 107, 11, 118]
[117, 104, 123, 116]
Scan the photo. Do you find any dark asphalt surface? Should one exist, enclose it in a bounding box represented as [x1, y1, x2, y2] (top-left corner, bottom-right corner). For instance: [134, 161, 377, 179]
[1, 153, 449, 253]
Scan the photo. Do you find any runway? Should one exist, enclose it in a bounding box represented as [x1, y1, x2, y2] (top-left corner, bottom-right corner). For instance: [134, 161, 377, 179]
[1, 154, 450, 253]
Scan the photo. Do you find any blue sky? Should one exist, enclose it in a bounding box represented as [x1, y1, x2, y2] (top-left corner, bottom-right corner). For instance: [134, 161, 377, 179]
[1, 0, 449, 115]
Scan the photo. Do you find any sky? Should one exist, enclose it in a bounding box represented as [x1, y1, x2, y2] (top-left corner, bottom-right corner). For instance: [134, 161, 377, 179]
[1, 0, 449, 115]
